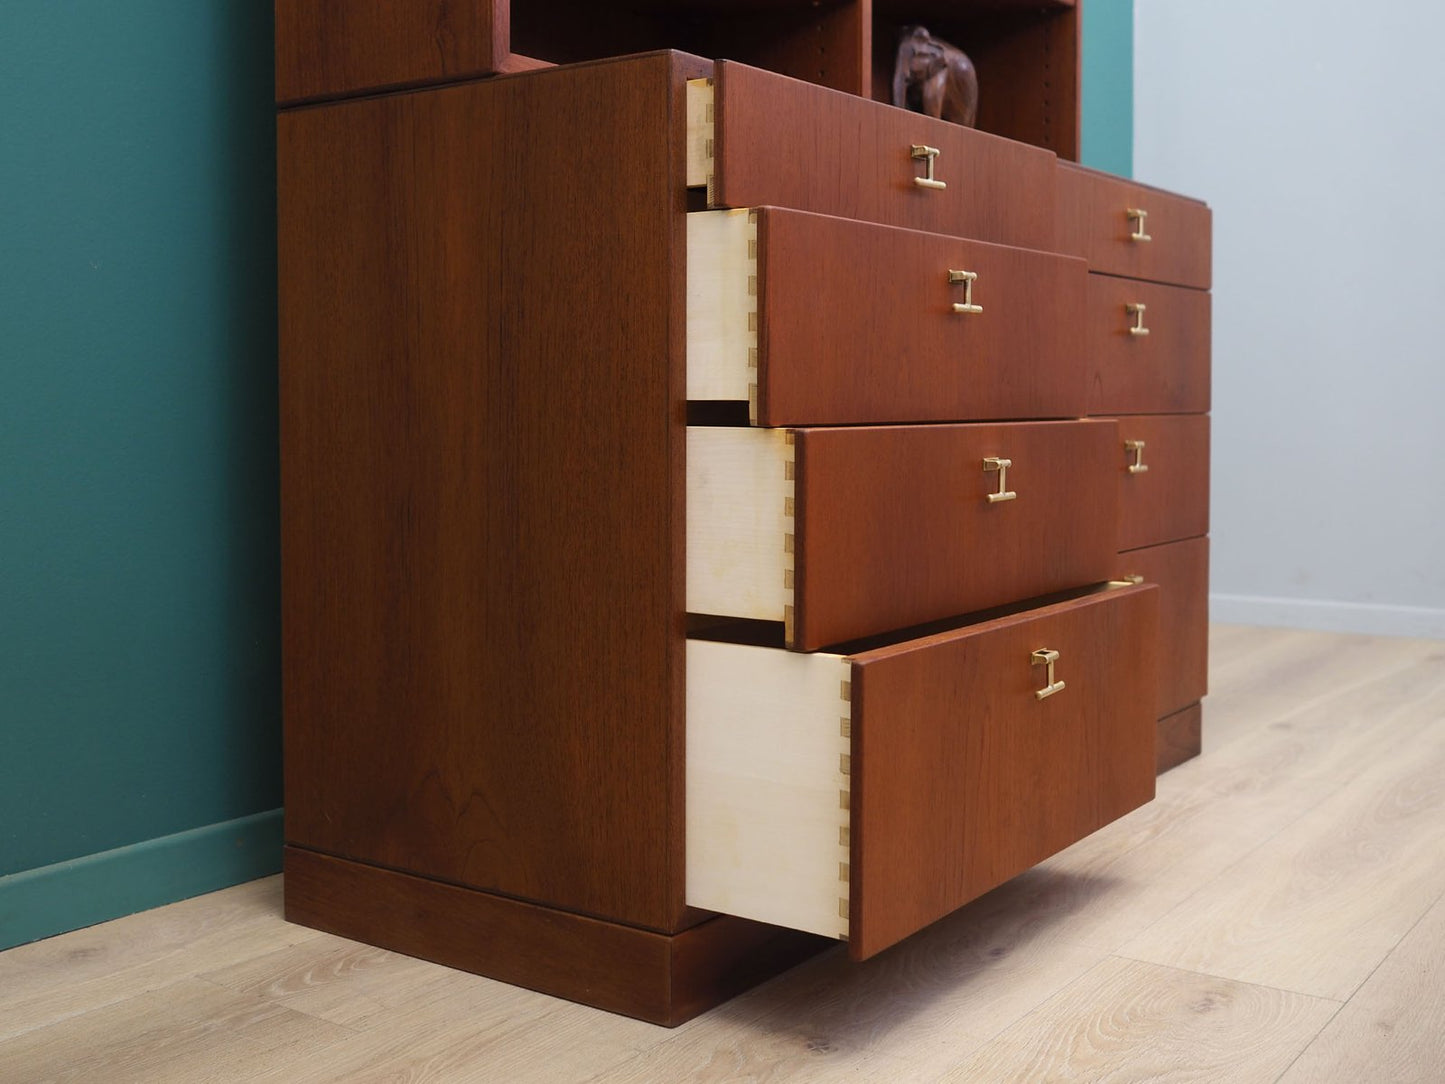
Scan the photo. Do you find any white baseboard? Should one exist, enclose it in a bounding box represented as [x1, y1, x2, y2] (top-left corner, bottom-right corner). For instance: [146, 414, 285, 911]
[1210, 593, 1445, 640]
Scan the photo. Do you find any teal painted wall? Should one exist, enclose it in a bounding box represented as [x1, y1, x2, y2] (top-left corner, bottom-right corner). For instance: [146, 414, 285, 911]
[0, 3, 281, 943]
[1081, 0, 1134, 177]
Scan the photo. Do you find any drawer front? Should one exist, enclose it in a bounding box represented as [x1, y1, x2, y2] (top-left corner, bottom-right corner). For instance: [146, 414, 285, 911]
[687, 208, 1088, 426]
[697, 63, 1057, 251]
[1087, 275, 1211, 416]
[1116, 414, 1210, 551]
[687, 585, 1159, 957]
[1057, 163, 1212, 289]
[687, 422, 1120, 651]
[1116, 536, 1210, 718]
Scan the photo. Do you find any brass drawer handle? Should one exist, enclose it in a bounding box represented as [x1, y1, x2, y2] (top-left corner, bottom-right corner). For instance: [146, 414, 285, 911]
[949, 269, 982, 314]
[1032, 649, 1065, 700]
[1127, 207, 1152, 243]
[982, 457, 1015, 503]
[911, 144, 946, 190]
[1127, 302, 1149, 336]
[1125, 439, 1148, 474]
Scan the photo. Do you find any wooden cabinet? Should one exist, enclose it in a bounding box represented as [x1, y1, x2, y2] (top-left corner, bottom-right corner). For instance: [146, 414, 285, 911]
[277, 7, 1210, 1027]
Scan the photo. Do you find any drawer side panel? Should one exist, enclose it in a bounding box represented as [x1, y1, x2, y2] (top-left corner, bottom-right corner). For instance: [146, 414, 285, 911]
[686, 641, 851, 940]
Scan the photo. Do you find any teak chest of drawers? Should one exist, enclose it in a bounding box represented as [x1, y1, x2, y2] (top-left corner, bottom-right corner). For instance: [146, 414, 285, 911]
[278, 48, 1212, 1025]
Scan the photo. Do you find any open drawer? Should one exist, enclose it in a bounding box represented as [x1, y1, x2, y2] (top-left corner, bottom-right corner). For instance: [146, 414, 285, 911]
[687, 583, 1159, 959]
[687, 63, 1058, 251]
[688, 421, 1119, 650]
[688, 207, 1087, 426]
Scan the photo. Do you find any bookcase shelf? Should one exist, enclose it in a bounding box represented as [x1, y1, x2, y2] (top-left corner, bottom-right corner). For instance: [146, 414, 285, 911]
[276, 0, 1080, 157]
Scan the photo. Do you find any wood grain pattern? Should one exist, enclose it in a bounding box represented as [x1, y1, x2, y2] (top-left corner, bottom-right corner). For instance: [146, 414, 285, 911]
[1116, 536, 1210, 718]
[685, 639, 852, 940]
[936, 956, 1339, 1083]
[685, 427, 792, 624]
[275, 0, 505, 104]
[0, 878, 320, 1044]
[754, 207, 1089, 425]
[713, 61, 1058, 251]
[685, 209, 756, 403]
[849, 584, 1159, 958]
[1279, 892, 1445, 1084]
[279, 55, 698, 931]
[0, 974, 355, 1084]
[794, 420, 1120, 650]
[703, 1, 871, 97]
[1121, 662, 1445, 999]
[284, 848, 825, 1027]
[1156, 702, 1203, 773]
[1114, 413, 1210, 551]
[1086, 274, 1212, 416]
[1057, 161, 1213, 288]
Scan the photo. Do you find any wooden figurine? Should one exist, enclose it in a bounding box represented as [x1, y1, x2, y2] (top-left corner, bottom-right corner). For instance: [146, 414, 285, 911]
[892, 26, 979, 128]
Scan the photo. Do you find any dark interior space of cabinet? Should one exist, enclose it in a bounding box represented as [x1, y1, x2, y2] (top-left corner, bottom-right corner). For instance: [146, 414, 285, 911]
[274, 1, 1078, 156]
[512, 0, 1079, 157]
[869, 1, 1079, 159]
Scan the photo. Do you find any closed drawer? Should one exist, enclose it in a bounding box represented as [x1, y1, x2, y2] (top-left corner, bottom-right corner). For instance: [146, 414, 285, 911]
[687, 584, 1159, 958]
[688, 208, 1088, 425]
[1116, 414, 1211, 551]
[1116, 536, 1209, 718]
[688, 63, 1057, 251]
[688, 421, 1119, 650]
[1087, 275, 1211, 415]
[1057, 162, 1212, 289]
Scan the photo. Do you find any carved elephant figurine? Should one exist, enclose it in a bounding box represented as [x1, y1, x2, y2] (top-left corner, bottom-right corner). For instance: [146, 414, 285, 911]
[892, 25, 979, 128]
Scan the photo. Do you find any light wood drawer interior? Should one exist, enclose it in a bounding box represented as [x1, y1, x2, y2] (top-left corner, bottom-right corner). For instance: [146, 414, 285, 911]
[687, 207, 1088, 426]
[687, 584, 1159, 958]
[688, 421, 1120, 650]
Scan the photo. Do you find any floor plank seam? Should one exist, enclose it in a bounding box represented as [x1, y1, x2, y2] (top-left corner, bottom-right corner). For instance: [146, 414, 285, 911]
[1318, 883, 1445, 1007]
[1269, 999, 1348, 1084]
[1103, 792, 1325, 951]
[1105, 954, 1347, 1005]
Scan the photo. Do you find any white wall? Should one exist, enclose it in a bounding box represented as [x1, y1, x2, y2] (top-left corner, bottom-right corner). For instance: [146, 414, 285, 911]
[1135, 1, 1445, 638]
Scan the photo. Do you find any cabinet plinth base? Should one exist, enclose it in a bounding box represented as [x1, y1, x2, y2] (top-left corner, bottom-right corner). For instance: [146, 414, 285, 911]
[1157, 702, 1203, 774]
[283, 847, 829, 1026]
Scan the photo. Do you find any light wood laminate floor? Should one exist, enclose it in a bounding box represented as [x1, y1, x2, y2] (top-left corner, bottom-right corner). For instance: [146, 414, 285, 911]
[3, 624, 1444, 1083]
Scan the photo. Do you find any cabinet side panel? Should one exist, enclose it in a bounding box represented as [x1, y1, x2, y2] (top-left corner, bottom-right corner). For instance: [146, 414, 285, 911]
[275, 0, 504, 104]
[279, 56, 682, 929]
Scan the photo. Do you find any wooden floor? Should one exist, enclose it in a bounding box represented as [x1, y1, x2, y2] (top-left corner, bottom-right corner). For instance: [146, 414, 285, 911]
[4, 624, 1444, 1083]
